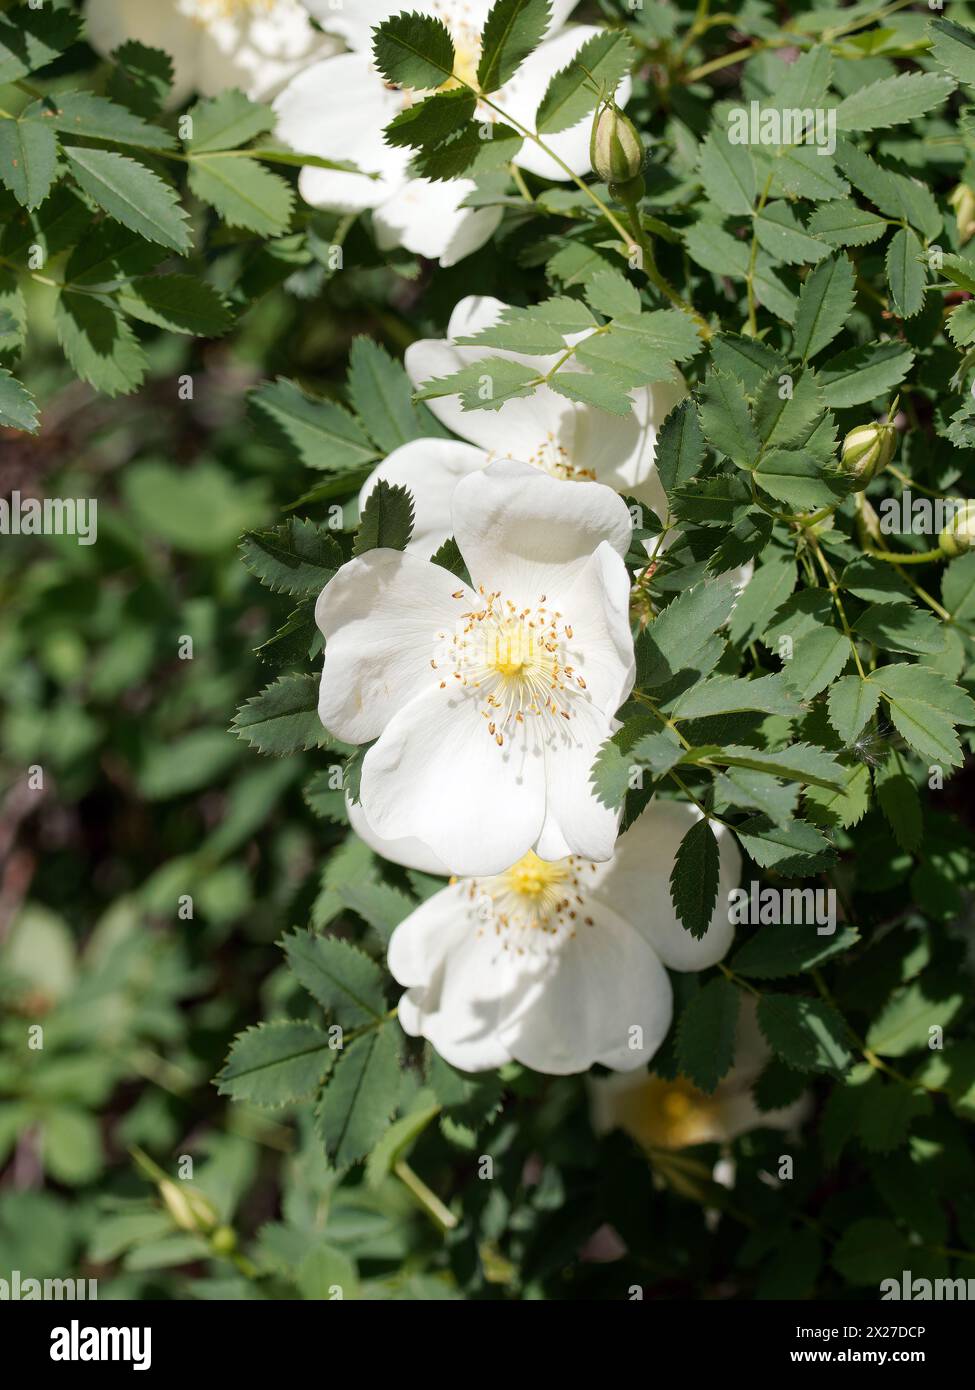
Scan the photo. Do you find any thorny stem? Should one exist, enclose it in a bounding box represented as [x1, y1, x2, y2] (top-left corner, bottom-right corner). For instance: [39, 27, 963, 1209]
[807, 534, 866, 679]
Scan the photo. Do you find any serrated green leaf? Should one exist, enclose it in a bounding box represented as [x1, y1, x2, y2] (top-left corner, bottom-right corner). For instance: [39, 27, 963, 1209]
[0, 367, 39, 433]
[185, 90, 274, 152]
[216, 1021, 335, 1107]
[757, 994, 852, 1073]
[317, 1024, 400, 1167]
[240, 518, 342, 598]
[818, 341, 914, 408]
[535, 27, 634, 134]
[373, 12, 455, 90]
[873, 664, 975, 766]
[0, 116, 57, 209]
[733, 924, 858, 979]
[676, 978, 739, 1091]
[792, 254, 855, 362]
[698, 368, 760, 466]
[64, 145, 191, 252]
[249, 378, 378, 472]
[885, 226, 926, 319]
[698, 128, 756, 215]
[231, 674, 331, 756]
[866, 978, 965, 1058]
[353, 480, 414, 555]
[283, 930, 386, 1025]
[0, 5, 82, 84]
[115, 274, 232, 336]
[24, 90, 175, 149]
[669, 817, 720, 939]
[477, 0, 550, 93]
[827, 674, 881, 745]
[835, 71, 955, 132]
[188, 153, 293, 236]
[54, 290, 148, 396]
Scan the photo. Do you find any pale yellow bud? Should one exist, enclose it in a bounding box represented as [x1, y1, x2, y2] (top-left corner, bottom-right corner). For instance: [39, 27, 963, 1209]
[590, 105, 643, 186]
[840, 421, 897, 489]
[940, 500, 975, 557]
[950, 183, 975, 245]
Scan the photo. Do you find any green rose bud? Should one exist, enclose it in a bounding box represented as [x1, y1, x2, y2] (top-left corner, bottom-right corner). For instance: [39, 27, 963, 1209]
[840, 421, 897, 489]
[160, 1178, 219, 1234]
[590, 104, 643, 188]
[939, 500, 975, 557]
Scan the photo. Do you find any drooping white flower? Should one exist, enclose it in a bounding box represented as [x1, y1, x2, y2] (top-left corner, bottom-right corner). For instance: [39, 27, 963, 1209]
[273, 1, 632, 265]
[375, 799, 741, 1075]
[85, 0, 336, 106]
[589, 998, 809, 1147]
[361, 295, 684, 556]
[316, 459, 634, 876]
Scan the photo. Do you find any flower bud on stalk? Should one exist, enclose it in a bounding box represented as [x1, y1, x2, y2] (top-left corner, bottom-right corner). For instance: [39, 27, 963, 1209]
[160, 1178, 219, 1234]
[840, 420, 897, 490]
[940, 500, 975, 557]
[590, 103, 644, 201]
[950, 183, 975, 245]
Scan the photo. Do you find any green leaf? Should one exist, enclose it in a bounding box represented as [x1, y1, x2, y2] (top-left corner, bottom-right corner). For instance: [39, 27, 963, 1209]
[669, 817, 720, 940]
[216, 1021, 335, 1107]
[353, 480, 414, 556]
[548, 370, 632, 416]
[885, 227, 926, 319]
[584, 266, 640, 319]
[874, 756, 923, 853]
[54, 291, 147, 396]
[931, 17, 975, 86]
[24, 90, 175, 149]
[188, 153, 293, 236]
[240, 518, 341, 598]
[0, 5, 82, 84]
[835, 71, 955, 132]
[64, 145, 191, 252]
[827, 674, 881, 745]
[283, 930, 387, 1026]
[337, 880, 417, 944]
[735, 816, 834, 874]
[477, 0, 550, 93]
[185, 90, 274, 152]
[0, 116, 57, 209]
[854, 601, 945, 656]
[654, 398, 705, 495]
[866, 978, 965, 1058]
[711, 333, 786, 393]
[347, 336, 432, 451]
[676, 978, 739, 1092]
[873, 663, 975, 766]
[385, 88, 475, 149]
[818, 341, 914, 408]
[317, 1024, 400, 1167]
[249, 378, 378, 472]
[757, 994, 852, 1073]
[942, 551, 975, 623]
[733, 925, 858, 979]
[698, 128, 756, 215]
[698, 368, 760, 466]
[752, 368, 825, 449]
[231, 674, 331, 756]
[754, 202, 829, 265]
[373, 12, 455, 90]
[638, 580, 736, 687]
[412, 118, 522, 180]
[782, 625, 850, 700]
[0, 367, 39, 433]
[535, 27, 634, 134]
[804, 759, 870, 830]
[806, 200, 887, 247]
[415, 355, 540, 410]
[706, 743, 844, 792]
[792, 254, 855, 362]
[754, 448, 845, 511]
[115, 275, 232, 336]
[832, 1219, 910, 1285]
[106, 41, 173, 117]
[856, 1077, 931, 1154]
[670, 673, 801, 719]
[366, 1097, 441, 1188]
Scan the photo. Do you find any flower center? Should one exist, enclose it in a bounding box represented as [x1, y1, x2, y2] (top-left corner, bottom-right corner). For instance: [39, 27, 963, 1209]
[192, 0, 272, 18]
[465, 852, 600, 945]
[615, 1078, 718, 1150]
[433, 588, 587, 746]
[525, 437, 597, 483]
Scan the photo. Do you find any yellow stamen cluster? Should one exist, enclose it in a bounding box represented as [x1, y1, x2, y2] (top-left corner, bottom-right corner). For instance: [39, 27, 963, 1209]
[432, 588, 587, 745]
[524, 437, 596, 483]
[467, 852, 600, 948]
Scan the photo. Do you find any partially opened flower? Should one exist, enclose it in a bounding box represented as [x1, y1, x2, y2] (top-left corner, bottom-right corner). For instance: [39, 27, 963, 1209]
[589, 999, 809, 1149]
[316, 460, 634, 875]
[85, 0, 335, 106]
[273, 1, 632, 265]
[361, 295, 685, 555]
[378, 799, 741, 1074]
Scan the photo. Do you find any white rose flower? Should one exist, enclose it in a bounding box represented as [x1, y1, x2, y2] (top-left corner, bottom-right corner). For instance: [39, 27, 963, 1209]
[374, 799, 741, 1075]
[316, 459, 635, 876]
[85, 0, 336, 106]
[272, 1, 632, 265]
[360, 295, 685, 556]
